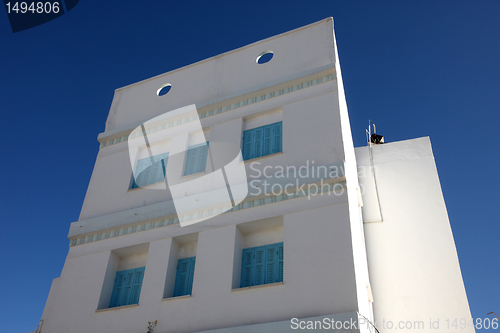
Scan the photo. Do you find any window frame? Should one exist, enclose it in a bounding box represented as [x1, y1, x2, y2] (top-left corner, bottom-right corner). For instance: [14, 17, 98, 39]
[109, 266, 145, 308]
[131, 152, 169, 189]
[183, 142, 209, 176]
[242, 121, 282, 161]
[173, 256, 196, 297]
[240, 242, 283, 288]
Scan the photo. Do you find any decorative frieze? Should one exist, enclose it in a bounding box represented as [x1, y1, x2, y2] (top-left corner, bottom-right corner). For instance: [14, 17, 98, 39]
[69, 180, 346, 247]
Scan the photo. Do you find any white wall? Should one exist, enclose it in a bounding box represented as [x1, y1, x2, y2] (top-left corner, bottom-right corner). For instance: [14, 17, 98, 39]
[78, 81, 342, 221]
[40, 203, 362, 333]
[102, 19, 336, 133]
[357, 137, 474, 332]
[39, 18, 428, 333]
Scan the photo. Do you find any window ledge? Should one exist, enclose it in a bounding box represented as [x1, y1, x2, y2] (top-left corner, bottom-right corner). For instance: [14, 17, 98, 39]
[127, 181, 166, 192]
[244, 152, 283, 163]
[232, 281, 283, 292]
[95, 303, 138, 313]
[162, 295, 191, 301]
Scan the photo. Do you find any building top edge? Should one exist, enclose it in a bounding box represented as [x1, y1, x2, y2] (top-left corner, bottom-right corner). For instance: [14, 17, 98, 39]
[354, 136, 431, 150]
[114, 18, 334, 93]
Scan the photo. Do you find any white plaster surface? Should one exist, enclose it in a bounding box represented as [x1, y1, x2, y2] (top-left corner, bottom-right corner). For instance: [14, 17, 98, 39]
[358, 137, 475, 332]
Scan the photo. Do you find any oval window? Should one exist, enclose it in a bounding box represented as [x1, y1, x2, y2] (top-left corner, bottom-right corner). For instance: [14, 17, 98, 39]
[157, 84, 172, 96]
[256, 51, 274, 64]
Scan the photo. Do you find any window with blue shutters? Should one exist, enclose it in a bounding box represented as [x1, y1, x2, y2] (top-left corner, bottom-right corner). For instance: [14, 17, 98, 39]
[242, 121, 282, 160]
[132, 152, 169, 188]
[109, 267, 145, 308]
[240, 242, 283, 288]
[173, 257, 196, 297]
[184, 142, 209, 176]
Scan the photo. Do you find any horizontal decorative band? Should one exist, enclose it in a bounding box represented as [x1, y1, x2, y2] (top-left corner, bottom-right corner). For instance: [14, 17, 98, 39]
[99, 73, 337, 148]
[69, 180, 346, 247]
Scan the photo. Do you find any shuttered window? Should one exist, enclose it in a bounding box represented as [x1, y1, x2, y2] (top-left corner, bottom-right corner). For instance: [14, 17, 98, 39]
[242, 121, 282, 160]
[184, 143, 209, 176]
[132, 153, 169, 188]
[240, 242, 283, 288]
[173, 256, 196, 297]
[109, 266, 145, 308]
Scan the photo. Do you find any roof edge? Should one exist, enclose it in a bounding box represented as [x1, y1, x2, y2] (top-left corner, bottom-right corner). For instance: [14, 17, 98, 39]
[114, 17, 334, 92]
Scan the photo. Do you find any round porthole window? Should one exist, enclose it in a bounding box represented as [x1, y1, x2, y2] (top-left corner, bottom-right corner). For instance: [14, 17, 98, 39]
[157, 83, 172, 96]
[256, 51, 274, 64]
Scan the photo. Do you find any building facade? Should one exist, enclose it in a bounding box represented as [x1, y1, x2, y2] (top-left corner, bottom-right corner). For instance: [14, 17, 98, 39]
[36, 18, 474, 333]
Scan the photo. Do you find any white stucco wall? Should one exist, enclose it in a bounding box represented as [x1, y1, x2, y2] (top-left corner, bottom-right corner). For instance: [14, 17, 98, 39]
[41, 202, 362, 333]
[357, 137, 474, 332]
[79, 82, 343, 221]
[42, 52, 362, 329]
[101, 20, 335, 134]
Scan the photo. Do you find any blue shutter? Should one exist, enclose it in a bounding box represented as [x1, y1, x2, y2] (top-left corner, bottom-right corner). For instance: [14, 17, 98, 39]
[263, 124, 273, 156]
[161, 153, 168, 178]
[242, 122, 282, 161]
[243, 130, 254, 160]
[184, 143, 208, 175]
[128, 267, 145, 305]
[266, 244, 278, 283]
[109, 271, 126, 308]
[121, 270, 135, 306]
[131, 176, 138, 189]
[254, 127, 263, 158]
[265, 242, 284, 283]
[174, 257, 196, 296]
[197, 143, 208, 173]
[186, 257, 196, 295]
[173, 258, 189, 296]
[151, 153, 168, 184]
[109, 267, 145, 308]
[278, 243, 284, 282]
[184, 147, 197, 176]
[254, 246, 266, 286]
[133, 153, 169, 188]
[134, 158, 151, 188]
[240, 242, 284, 288]
[273, 122, 282, 153]
[241, 248, 254, 287]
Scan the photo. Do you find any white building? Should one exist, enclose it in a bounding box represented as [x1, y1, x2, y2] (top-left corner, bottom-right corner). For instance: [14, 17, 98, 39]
[36, 18, 474, 333]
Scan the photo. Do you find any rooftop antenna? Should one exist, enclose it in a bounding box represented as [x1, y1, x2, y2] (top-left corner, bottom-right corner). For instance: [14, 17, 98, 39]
[365, 119, 384, 222]
[366, 120, 384, 146]
[366, 120, 372, 147]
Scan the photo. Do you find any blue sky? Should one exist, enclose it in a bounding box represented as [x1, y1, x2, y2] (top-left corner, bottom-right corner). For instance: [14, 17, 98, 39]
[1, 1, 499, 332]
